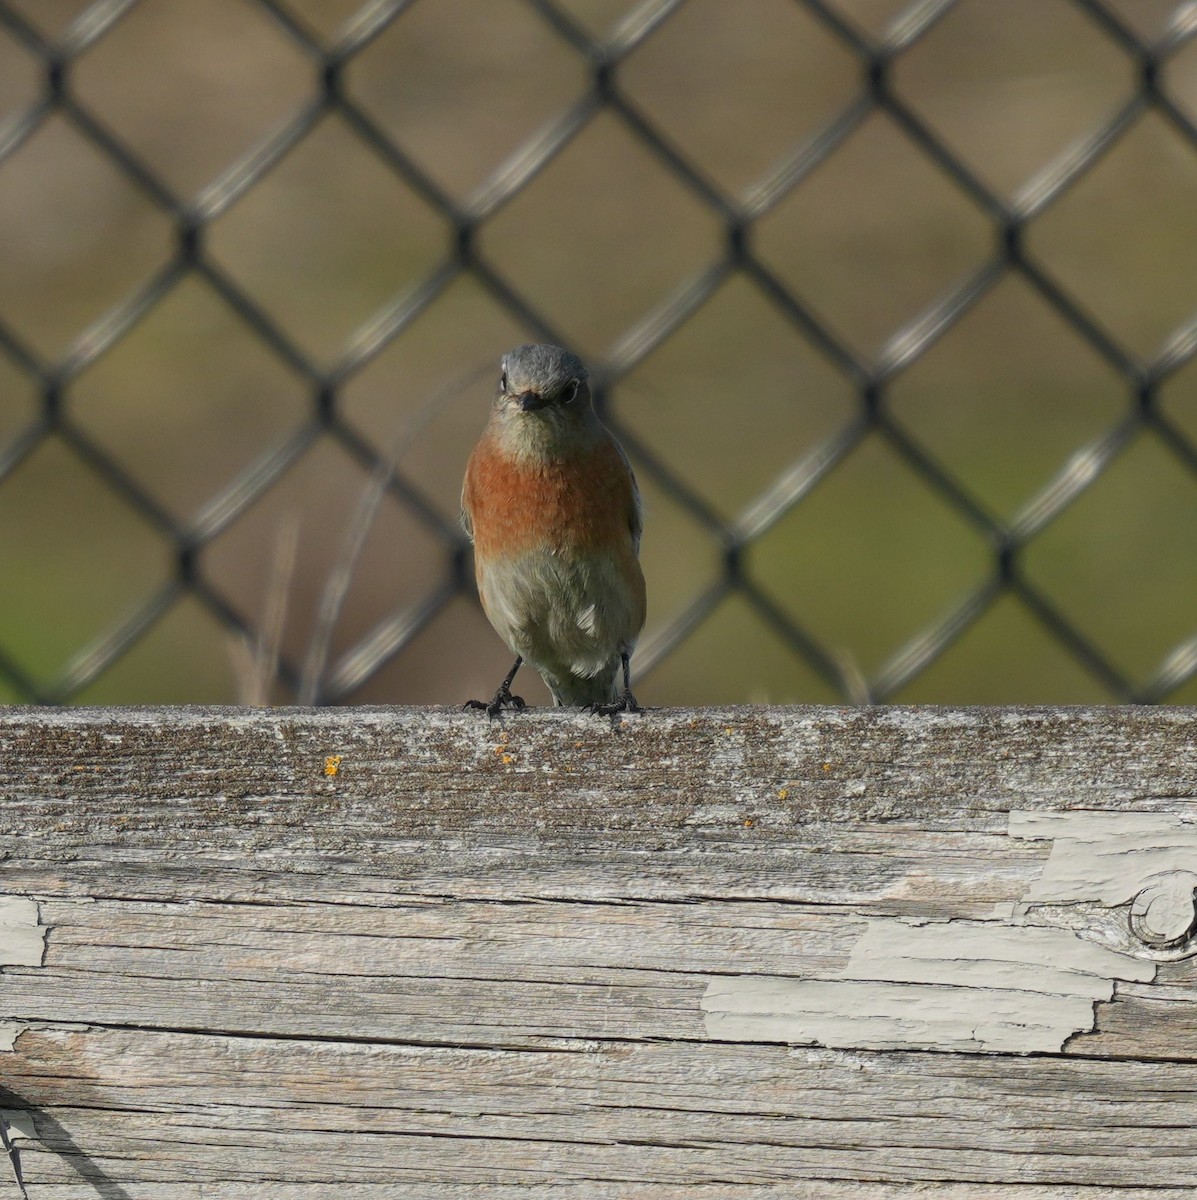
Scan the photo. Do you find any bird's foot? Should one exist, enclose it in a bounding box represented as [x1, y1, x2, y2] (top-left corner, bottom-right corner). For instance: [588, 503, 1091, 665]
[464, 686, 527, 718]
[583, 690, 642, 718]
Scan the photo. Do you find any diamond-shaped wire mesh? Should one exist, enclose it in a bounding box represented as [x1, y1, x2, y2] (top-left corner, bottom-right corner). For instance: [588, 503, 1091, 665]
[1, 0, 1196, 706]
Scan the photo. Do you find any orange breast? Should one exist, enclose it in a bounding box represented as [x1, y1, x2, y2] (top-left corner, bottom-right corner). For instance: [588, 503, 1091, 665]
[463, 430, 646, 631]
[465, 433, 638, 561]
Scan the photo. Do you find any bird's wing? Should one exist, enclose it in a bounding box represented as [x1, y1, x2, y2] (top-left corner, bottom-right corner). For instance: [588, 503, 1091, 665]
[614, 437, 643, 553]
[459, 464, 475, 543]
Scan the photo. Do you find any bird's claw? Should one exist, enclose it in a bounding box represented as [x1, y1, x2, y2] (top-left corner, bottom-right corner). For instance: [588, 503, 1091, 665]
[464, 688, 527, 718]
[583, 691, 642, 718]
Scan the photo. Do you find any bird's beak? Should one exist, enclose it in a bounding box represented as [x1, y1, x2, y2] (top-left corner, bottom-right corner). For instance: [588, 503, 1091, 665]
[517, 390, 547, 412]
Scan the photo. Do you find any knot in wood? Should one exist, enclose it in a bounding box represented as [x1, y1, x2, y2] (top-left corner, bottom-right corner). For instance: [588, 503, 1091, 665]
[1129, 872, 1197, 954]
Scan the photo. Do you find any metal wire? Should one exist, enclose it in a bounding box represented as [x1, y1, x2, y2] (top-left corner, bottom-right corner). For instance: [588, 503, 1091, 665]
[1, 0, 1195, 704]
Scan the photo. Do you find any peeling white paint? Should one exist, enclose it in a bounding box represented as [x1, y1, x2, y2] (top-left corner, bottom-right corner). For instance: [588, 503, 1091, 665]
[702, 917, 1153, 1055]
[0, 898, 47, 1056]
[1010, 810, 1197, 910]
[843, 919, 1151, 992]
[703, 807, 1197, 1055]
[0, 898, 45, 968]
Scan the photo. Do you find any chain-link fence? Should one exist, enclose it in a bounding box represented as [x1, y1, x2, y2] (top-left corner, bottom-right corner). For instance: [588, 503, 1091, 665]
[1, 0, 1196, 707]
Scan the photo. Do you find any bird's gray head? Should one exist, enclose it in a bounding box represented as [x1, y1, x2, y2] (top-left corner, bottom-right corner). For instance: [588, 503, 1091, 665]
[494, 344, 591, 419]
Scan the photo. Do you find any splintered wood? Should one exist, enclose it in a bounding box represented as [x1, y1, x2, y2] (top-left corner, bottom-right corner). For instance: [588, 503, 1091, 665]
[1, 705, 1196, 1197]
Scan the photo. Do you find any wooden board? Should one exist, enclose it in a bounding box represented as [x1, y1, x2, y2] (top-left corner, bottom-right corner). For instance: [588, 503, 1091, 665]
[1, 705, 1196, 1196]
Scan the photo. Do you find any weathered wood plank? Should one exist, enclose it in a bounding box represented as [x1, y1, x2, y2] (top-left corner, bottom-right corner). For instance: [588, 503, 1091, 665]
[6, 706, 1196, 851]
[18, 1187, 1197, 1200]
[2, 894, 1191, 1057]
[22, 1192, 1197, 1200]
[8, 1027, 1197, 1188]
[1, 706, 1196, 1194]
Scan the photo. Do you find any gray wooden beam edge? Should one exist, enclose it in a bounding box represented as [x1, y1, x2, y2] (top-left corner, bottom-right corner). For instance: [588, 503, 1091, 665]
[1, 704, 1196, 1197]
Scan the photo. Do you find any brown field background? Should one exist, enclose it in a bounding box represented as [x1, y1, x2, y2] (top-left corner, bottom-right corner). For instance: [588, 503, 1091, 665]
[1, 0, 1195, 707]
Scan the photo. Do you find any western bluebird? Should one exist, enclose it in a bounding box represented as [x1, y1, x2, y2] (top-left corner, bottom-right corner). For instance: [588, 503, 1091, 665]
[462, 344, 646, 716]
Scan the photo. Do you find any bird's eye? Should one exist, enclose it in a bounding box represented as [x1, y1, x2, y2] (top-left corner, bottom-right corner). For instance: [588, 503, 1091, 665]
[562, 379, 579, 403]
[499, 370, 508, 391]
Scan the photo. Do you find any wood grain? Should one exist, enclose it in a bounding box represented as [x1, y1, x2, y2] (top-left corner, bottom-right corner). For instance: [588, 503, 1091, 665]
[1, 705, 1196, 1195]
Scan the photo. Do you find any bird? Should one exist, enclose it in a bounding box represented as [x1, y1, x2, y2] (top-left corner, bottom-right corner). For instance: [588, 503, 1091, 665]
[461, 343, 646, 716]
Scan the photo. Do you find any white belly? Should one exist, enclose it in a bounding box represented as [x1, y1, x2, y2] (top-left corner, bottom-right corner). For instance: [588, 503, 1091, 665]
[479, 550, 640, 702]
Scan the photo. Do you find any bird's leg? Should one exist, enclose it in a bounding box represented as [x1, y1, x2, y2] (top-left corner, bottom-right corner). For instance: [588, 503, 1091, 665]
[585, 652, 642, 717]
[464, 656, 528, 717]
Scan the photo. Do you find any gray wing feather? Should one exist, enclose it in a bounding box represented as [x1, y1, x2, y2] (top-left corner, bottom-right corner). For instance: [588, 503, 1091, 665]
[611, 436, 642, 552]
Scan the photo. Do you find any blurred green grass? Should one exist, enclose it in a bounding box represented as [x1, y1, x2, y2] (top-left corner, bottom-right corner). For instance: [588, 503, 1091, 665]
[1, 0, 1195, 705]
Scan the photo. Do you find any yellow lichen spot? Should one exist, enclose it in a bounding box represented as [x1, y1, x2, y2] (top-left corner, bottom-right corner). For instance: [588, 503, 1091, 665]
[501, 753, 516, 765]
[744, 818, 754, 827]
[324, 755, 342, 777]
[574, 741, 583, 749]
[778, 788, 790, 800]
[822, 762, 832, 772]
[724, 725, 734, 734]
